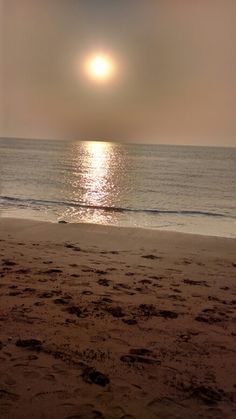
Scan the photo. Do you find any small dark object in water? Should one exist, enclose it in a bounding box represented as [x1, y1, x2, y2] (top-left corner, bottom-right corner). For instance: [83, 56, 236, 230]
[82, 367, 110, 386]
[58, 220, 67, 224]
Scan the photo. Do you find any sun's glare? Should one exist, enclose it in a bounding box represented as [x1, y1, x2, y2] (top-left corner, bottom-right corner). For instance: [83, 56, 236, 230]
[84, 54, 115, 82]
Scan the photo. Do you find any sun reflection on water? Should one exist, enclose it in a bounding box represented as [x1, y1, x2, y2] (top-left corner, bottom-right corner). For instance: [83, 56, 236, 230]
[62, 140, 124, 224]
[83, 141, 112, 205]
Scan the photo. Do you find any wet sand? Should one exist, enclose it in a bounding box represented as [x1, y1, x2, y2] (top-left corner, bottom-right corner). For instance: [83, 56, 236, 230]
[0, 218, 236, 419]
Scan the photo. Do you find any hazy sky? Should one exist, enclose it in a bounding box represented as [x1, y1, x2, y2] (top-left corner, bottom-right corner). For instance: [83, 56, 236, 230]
[1, 0, 236, 146]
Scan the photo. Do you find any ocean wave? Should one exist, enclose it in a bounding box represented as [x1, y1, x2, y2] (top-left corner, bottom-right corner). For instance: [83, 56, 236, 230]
[0, 195, 234, 219]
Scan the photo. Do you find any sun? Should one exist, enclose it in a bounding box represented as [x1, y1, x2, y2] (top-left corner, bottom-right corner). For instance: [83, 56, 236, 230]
[84, 53, 115, 82]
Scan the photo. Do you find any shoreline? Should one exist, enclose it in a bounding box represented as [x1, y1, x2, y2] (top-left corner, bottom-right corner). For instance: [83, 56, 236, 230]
[1, 216, 236, 241]
[0, 217, 236, 418]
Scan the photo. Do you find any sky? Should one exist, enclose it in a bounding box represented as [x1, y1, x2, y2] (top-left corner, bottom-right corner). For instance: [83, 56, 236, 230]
[1, 0, 236, 146]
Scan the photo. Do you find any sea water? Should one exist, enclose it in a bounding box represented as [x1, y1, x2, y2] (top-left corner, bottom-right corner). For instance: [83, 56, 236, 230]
[0, 138, 235, 237]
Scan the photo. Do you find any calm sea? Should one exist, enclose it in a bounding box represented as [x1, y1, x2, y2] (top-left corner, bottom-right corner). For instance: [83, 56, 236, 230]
[0, 138, 235, 237]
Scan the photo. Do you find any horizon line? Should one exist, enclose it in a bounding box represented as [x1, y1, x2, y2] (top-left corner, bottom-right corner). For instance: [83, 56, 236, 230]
[0, 136, 235, 149]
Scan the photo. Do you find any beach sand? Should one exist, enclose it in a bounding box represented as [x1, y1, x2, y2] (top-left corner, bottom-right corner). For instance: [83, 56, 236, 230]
[0, 218, 236, 419]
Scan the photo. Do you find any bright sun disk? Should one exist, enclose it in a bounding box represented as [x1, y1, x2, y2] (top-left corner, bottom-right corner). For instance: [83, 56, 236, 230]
[85, 54, 115, 82]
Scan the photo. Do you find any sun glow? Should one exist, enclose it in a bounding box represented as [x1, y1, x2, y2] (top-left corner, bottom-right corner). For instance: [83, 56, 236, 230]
[84, 54, 115, 82]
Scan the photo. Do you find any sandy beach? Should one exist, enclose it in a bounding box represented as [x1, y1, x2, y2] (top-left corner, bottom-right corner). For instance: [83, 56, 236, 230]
[0, 218, 236, 419]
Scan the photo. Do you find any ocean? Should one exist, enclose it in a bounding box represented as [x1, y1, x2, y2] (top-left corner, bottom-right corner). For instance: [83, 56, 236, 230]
[0, 138, 235, 237]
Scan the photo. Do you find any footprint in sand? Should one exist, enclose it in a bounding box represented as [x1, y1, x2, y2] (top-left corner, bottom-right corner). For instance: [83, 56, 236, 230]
[82, 367, 110, 387]
[121, 348, 160, 365]
[23, 370, 41, 379]
[105, 306, 125, 318]
[54, 297, 71, 305]
[98, 278, 111, 287]
[8, 291, 22, 296]
[16, 268, 30, 274]
[52, 363, 70, 373]
[38, 291, 59, 298]
[0, 389, 20, 401]
[184, 279, 209, 287]
[33, 389, 72, 400]
[65, 404, 105, 419]
[142, 254, 161, 260]
[1, 374, 16, 386]
[43, 374, 56, 381]
[122, 318, 137, 325]
[2, 259, 17, 267]
[139, 279, 152, 285]
[81, 290, 93, 295]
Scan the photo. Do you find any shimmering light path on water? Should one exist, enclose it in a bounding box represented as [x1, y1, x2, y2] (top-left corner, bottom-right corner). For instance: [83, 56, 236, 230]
[0, 138, 236, 237]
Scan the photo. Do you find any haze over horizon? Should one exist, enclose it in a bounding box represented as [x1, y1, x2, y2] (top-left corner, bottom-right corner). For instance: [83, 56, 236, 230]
[1, 0, 236, 147]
